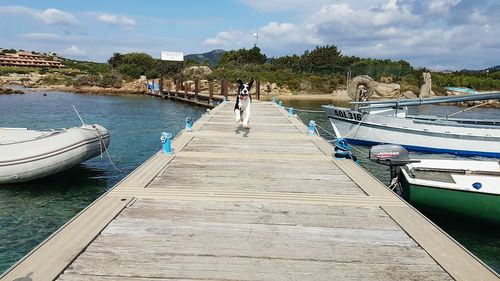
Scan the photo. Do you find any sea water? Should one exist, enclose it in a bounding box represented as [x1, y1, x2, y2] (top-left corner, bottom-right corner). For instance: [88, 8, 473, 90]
[0, 89, 206, 273]
[0, 91, 498, 274]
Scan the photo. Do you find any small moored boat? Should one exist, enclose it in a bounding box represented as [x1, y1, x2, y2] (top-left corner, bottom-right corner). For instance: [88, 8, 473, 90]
[399, 159, 500, 224]
[369, 144, 500, 224]
[0, 124, 110, 184]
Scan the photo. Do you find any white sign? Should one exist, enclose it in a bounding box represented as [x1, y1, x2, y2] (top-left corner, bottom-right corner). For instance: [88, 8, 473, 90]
[161, 51, 184, 62]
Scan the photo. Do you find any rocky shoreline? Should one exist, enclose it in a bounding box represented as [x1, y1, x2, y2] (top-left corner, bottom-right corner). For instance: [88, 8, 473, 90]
[1, 73, 498, 107]
[0, 86, 25, 95]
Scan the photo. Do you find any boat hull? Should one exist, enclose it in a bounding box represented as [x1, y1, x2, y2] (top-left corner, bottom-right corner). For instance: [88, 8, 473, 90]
[399, 171, 500, 224]
[322, 105, 500, 158]
[0, 124, 110, 184]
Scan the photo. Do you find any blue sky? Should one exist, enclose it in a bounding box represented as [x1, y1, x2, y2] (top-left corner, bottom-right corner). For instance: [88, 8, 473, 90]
[1, 0, 499, 70]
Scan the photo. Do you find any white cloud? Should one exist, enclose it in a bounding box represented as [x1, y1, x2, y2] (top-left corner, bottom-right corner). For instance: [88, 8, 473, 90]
[0, 5, 33, 14]
[204, 0, 500, 69]
[39, 8, 78, 25]
[258, 22, 322, 45]
[240, 0, 332, 12]
[21, 33, 62, 41]
[97, 14, 136, 28]
[62, 45, 87, 56]
[428, 0, 461, 15]
[0, 5, 78, 26]
[203, 31, 247, 46]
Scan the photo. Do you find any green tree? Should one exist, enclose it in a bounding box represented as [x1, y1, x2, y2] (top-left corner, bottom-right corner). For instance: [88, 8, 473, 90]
[107, 52, 156, 78]
[218, 46, 267, 67]
[107, 52, 124, 68]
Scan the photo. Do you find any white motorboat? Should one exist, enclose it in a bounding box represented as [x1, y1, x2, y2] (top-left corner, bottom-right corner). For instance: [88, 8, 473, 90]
[322, 92, 500, 158]
[0, 124, 110, 184]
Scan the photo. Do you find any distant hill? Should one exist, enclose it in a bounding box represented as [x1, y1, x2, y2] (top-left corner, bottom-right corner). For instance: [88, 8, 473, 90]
[459, 65, 500, 74]
[185, 49, 226, 66]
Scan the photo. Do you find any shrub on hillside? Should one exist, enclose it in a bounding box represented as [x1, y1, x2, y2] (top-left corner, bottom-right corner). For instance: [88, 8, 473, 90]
[40, 74, 72, 85]
[73, 75, 100, 87]
[99, 73, 123, 88]
[0, 66, 37, 75]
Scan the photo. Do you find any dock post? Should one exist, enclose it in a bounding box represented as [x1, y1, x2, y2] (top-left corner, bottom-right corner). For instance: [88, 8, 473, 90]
[308, 120, 317, 136]
[159, 76, 163, 95]
[175, 79, 180, 97]
[185, 117, 193, 131]
[160, 132, 172, 154]
[256, 80, 260, 100]
[221, 80, 228, 100]
[222, 80, 228, 101]
[208, 80, 213, 106]
[194, 79, 199, 102]
[184, 82, 189, 100]
[167, 80, 172, 98]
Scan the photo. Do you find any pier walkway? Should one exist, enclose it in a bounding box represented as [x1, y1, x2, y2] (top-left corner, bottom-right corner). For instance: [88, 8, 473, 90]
[2, 101, 498, 280]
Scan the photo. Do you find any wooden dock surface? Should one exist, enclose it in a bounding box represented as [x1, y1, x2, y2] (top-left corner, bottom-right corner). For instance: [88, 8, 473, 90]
[2, 101, 498, 281]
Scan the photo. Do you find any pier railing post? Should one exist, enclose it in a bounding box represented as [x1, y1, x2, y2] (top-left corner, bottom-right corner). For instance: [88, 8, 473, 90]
[256, 80, 260, 100]
[223, 80, 228, 101]
[175, 79, 180, 97]
[184, 82, 189, 100]
[166, 80, 172, 98]
[194, 79, 199, 102]
[159, 76, 163, 95]
[208, 80, 213, 106]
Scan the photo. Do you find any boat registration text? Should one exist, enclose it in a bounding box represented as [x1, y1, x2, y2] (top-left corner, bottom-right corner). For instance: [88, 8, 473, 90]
[333, 109, 363, 121]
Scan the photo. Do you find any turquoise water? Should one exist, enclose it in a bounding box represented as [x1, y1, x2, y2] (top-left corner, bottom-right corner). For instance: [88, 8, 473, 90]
[0, 89, 206, 273]
[0, 91, 498, 275]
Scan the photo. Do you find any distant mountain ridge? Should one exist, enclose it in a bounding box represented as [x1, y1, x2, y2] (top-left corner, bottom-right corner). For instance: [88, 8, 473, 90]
[459, 65, 500, 74]
[185, 49, 226, 66]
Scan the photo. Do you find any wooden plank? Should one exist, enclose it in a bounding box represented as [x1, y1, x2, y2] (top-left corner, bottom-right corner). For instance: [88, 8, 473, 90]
[1, 196, 133, 281]
[109, 189, 404, 207]
[58, 199, 451, 281]
[333, 158, 395, 197]
[383, 206, 499, 281]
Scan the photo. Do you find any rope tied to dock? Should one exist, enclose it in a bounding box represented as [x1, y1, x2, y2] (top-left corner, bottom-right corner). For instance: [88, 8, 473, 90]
[93, 124, 122, 172]
[283, 106, 324, 113]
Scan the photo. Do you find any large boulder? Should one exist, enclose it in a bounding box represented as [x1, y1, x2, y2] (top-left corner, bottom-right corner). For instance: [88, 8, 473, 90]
[373, 82, 401, 99]
[402, 91, 417, 99]
[182, 66, 212, 79]
[419, 72, 435, 97]
[348, 75, 400, 100]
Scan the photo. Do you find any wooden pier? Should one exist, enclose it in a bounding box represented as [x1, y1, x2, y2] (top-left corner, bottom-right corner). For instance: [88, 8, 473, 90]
[146, 79, 261, 108]
[2, 101, 498, 281]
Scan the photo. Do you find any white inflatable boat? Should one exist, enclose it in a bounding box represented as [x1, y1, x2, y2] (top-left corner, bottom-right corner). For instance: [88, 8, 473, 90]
[0, 124, 110, 184]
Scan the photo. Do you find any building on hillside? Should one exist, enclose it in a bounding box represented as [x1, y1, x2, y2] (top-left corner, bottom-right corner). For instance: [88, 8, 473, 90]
[0, 51, 66, 68]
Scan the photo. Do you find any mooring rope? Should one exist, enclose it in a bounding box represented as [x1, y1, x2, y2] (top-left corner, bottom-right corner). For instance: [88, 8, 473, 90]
[315, 123, 338, 138]
[296, 112, 369, 158]
[92, 124, 122, 172]
[283, 106, 324, 113]
[342, 113, 368, 138]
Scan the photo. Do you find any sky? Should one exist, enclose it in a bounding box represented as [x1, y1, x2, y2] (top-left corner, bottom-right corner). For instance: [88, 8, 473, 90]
[0, 0, 499, 70]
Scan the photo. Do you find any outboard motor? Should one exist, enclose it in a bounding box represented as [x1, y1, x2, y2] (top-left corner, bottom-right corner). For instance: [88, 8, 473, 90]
[369, 144, 419, 195]
[334, 138, 358, 163]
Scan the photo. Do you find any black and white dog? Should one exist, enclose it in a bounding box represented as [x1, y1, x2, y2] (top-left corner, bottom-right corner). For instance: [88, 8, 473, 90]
[235, 78, 253, 128]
